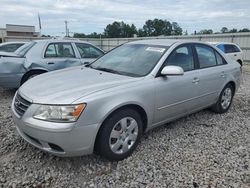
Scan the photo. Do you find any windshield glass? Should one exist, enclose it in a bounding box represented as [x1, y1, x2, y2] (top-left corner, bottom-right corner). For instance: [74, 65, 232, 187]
[91, 44, 168, 77]
[15, 41, 36, 56]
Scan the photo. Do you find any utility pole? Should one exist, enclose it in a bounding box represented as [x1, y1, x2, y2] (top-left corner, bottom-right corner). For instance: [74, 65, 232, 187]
[64, 20, 68, 37]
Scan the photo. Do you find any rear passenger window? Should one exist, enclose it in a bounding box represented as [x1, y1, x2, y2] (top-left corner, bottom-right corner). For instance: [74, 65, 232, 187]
[224, 45, 237, 53]
[45, 44, 57, 57]
[232, 45, 241, 52]
[45, 43, 75, 58]
[215, 51, 226, 65]
[165, 45, 194, 72]
[216, 44, 225, 53]
[195, 45, 217, 68]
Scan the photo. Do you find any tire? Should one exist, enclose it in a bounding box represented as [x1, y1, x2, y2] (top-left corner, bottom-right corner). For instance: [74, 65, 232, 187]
[211, 84, 234, 113]
[95, 108, 143, 161]
[21, 71, 45, 85]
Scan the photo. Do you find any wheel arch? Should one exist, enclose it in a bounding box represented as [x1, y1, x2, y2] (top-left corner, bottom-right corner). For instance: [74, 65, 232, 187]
[237, 59, 243, 66]
[21, 69, 48, 84]
[93, 103, 148, 152]
[227, 81, 236, 95]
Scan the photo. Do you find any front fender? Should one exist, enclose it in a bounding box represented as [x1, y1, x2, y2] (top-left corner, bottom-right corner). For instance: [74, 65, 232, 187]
[75, 81, 155, 130]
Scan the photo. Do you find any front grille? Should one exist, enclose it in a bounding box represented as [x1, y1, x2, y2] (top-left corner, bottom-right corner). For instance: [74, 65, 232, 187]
[14, 93, 31, 117]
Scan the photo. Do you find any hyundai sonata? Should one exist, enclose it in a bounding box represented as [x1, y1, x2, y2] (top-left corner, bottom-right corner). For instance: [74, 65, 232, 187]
[12, 39, 241, 161]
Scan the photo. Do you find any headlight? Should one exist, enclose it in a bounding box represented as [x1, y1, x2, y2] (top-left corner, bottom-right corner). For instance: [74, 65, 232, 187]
[33, 104, 86, 122]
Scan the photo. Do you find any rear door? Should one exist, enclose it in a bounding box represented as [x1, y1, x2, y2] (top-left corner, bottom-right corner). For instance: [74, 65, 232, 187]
[194, 44, 227, 107]
[43, 42, 81, 71]
[75, 43, 104, 65]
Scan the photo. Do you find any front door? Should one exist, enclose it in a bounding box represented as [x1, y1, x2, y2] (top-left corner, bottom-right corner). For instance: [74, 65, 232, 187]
[154, 44, 201, 125]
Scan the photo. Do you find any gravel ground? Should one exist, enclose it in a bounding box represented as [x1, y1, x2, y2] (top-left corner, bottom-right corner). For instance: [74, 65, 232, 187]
[0, 66, 250, 188]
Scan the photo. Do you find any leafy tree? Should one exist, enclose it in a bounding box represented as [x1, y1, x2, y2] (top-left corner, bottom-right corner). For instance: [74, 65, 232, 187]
[229, 28, 237, 33]
[143, 19, 173, 36]
[137, 28, 147, 37]
[171, 22, 182, 35]
[198, 29, 213, 34]
[221, 27, 228, 33]
[73, 33, 86, 38]
[104, 21, 137, 38]
[239, 28, 250, 32]
[104, 21, 122, 38]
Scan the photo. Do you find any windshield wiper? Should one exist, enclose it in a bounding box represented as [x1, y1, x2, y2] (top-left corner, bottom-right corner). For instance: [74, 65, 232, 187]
[94, 67, 122, 75]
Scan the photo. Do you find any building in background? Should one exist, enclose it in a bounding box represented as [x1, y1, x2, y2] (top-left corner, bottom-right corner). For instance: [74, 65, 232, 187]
[0, 28, 6, 43]
[0, 24, 40, 43]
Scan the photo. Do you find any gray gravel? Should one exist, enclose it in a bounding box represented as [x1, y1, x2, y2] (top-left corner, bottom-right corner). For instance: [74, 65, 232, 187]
[0, 66, 250, 188]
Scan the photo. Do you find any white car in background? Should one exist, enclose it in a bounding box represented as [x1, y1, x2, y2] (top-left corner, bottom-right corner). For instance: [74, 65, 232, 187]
[209, 42, 244, 66]
[0, 41, 26, 52]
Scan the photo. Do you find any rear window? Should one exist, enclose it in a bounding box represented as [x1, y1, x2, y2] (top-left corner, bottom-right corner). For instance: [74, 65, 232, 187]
[15, 42, 36, 56]
[224, 44, 240, 53]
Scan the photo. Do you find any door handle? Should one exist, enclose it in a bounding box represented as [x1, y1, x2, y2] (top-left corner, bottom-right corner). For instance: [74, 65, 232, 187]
[47, 62, 55, 65]
[220, 71, 226, 77]
[192, 77, 200, 83]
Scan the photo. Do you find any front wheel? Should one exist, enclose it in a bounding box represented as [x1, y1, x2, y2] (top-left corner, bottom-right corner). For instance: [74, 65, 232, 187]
[211, 84, 234, 113]
[95, 108, 143, 161]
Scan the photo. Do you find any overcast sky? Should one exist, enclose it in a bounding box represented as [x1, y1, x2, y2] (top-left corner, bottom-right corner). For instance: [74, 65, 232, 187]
[0, 0, 249, 36]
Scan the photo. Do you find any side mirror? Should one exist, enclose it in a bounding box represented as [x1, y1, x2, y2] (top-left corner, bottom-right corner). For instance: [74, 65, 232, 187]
[161, 65, 184, 76]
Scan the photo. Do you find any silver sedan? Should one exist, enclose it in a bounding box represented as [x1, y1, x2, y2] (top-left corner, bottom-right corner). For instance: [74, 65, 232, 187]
[0, 39, 104, 88]
[12, 39, 241, 161]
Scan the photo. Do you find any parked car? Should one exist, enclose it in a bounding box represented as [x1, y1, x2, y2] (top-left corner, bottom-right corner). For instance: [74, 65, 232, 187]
[0, 39, 104, 88]
[12, 40, 241, 161]
[209, 42, 243, 66]
[0, 41, 26, 52]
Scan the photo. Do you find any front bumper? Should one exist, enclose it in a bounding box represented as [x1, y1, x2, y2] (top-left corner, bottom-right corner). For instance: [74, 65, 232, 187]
[0, 73, 23, 88]
[11, 100, 100, 157]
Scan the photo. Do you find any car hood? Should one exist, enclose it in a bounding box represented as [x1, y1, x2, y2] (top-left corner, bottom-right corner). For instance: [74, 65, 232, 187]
[19, 67, 141, 104]
[0, 51, 21, 57]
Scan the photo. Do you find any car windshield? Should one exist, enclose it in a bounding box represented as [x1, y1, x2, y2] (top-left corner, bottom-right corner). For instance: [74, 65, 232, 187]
[15, 41, 36, 56]
[90, 44, 168, 77]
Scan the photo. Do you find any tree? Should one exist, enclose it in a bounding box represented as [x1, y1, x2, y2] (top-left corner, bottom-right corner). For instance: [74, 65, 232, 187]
[104, 21, 138, 38]
[73, 33, 86, 38]
[142, 18, 174, 36]
[239, 28, 250, 32]
[229, 28, 237, 33]
[221, 27, 228, 33]
[171, 22, 182, 35]
[104, 21, 122, 38]
[198, 29, 213, 34]
[137, 28, 147, 37]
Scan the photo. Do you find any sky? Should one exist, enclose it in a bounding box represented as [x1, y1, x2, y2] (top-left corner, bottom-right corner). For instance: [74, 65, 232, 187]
[0, 0, 249, 36]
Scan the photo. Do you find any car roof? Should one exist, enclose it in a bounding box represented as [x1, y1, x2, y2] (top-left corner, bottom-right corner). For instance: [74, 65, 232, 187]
[128, 39, 180, 46]
[33, 39, 92, 45]
[207, 41, 237, 46]
[127, 39, 213, 47]
[0, 41, 26, 45]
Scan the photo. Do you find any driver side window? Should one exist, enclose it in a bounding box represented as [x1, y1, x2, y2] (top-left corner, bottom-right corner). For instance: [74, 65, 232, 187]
[165, 45, 194, 72]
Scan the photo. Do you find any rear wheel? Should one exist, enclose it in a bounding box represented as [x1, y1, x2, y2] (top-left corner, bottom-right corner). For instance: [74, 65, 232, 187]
[211, 84, 234, 113]
[95, 108, 143, 161]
